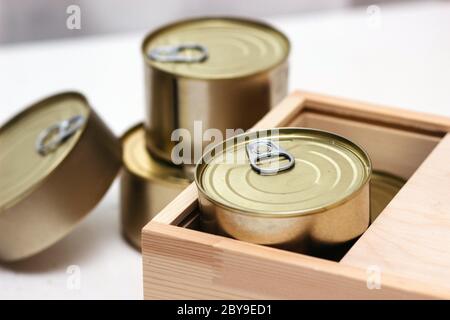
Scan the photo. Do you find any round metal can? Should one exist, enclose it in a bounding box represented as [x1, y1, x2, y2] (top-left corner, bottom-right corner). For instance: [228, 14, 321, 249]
[0, 92, 121, 262]
[195, 128, 371, 256]
[142, 17, 290, 166]
[370, 171, 405, 223]
[120, 124, 190, 249]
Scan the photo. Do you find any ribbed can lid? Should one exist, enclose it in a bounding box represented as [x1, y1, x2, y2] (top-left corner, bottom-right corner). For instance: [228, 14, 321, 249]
[1, 93, 89, 208]
[143, 17, 290, 79]
[196, 128, 372, 217]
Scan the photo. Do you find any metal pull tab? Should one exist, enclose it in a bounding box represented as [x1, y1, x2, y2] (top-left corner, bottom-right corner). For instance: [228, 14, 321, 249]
[148, 43, 208, 63]
[35, 115, 86, 156]
[246, 140, 295, 176]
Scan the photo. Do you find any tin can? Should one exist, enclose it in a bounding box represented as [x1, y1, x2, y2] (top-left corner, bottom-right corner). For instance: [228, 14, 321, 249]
[195, 128, 371, 256]
[0, 92, 121, 262]
[142, 17, 290, 166]
[120, 124, 190, 249]
[370, 171, 405, 223]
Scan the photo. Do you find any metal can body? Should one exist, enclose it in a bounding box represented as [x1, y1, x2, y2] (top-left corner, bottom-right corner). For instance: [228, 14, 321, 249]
[199, 185, 369, 254]
[0, 92, 121, 262]
[370, 171, 405, 223]
[195, 128, 371, 256]
[142, 17, 290, 165]
[120, 124, 190, 249]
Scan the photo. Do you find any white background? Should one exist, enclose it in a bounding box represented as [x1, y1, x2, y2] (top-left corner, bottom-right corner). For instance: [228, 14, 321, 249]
[1, 1, 450, 299]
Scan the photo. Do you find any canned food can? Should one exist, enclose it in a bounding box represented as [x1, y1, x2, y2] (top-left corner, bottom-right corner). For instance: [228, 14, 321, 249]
[195, 128, 371, 256]
[370, 171, 405, 223]
[0, 92, 121, 262]
[120, 124, 190, 249]
[142, 17, 290, 166]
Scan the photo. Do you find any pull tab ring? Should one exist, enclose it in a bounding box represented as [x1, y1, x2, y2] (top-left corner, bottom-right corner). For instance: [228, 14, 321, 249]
[148, 43, 208, 63]
[246, 140, 295, 176]
[36, 115, 86, 156]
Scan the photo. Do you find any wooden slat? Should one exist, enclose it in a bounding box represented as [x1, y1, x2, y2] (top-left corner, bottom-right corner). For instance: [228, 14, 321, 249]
[301, 91, 450, 133]
[342, 133, 450, 290]
[143, 222, 450, 299]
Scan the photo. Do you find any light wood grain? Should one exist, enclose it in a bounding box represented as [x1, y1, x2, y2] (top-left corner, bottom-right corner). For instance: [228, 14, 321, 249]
[342, 133, 450, 290]
[143, 222, 450, 299]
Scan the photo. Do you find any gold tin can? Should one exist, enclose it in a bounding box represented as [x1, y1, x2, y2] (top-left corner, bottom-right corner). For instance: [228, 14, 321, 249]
[120, 124, 190, 249]
[142, 17, 290, 165]
[0, 92, 121, 262]
[195, 128, 371, 256]
[370, 171, 405, 223]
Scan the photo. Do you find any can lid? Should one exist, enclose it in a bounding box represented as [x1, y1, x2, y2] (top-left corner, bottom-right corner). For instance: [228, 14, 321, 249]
[370, 171, 405, 222]
[122, 124, 190, 185]
[143, 17, 290, 80]
[0, 93, 90, 209]
[196, 128, 371, 217]
[0, 92, 121, 261]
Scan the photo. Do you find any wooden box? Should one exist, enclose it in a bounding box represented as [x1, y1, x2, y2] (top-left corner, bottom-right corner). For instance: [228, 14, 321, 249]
[142, 91, 450, 299]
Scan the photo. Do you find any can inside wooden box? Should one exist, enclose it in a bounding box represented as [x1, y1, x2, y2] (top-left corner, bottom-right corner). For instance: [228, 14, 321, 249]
[143, 91, 450, 299]
[177, 95, 445, 257]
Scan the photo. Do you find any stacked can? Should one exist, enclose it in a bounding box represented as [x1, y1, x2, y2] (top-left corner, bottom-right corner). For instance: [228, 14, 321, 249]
[120, 17, 290, 248]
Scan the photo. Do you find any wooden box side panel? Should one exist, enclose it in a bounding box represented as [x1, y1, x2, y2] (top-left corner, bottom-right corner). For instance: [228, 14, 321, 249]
[142, 223, 450, 299]
[301, 91, 450, 133]
[342, 133, 450, 290]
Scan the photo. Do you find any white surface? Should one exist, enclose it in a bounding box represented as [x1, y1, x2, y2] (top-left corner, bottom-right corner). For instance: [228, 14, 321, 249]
[1, 1, 450, 299]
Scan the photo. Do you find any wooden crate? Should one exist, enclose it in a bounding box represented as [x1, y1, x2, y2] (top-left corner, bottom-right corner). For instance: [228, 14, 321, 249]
[142, 91, 450, 299]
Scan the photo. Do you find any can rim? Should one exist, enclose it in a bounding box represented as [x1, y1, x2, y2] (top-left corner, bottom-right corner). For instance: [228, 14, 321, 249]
[371, 170, 407, 186]
[141, 16, 291, 81]
[121, 123, 191, 186]
[195, 127, 372, 218]
[0, 91, 91, 211]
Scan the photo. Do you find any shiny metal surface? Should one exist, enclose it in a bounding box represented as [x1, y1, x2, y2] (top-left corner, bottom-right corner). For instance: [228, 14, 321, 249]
[246, 139, 295, 175]
[148, 43, 209, 63]
[143, 18, 289, 79]
[35, 115, 86, 155]
[120, 124, 190, 249]
[370, 171, 405, 223]
[0, 92, 121, 262]
[195, 128, 371, 256]
[142, 17, 290, 165]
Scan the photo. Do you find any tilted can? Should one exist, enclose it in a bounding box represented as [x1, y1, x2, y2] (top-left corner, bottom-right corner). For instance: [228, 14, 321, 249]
[195, 128, 371, 257]
[120, 124, 190, 249]
[142, 17, 290, 167]
[370, 171, 405, 223]
[0, 92, 121, 262]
